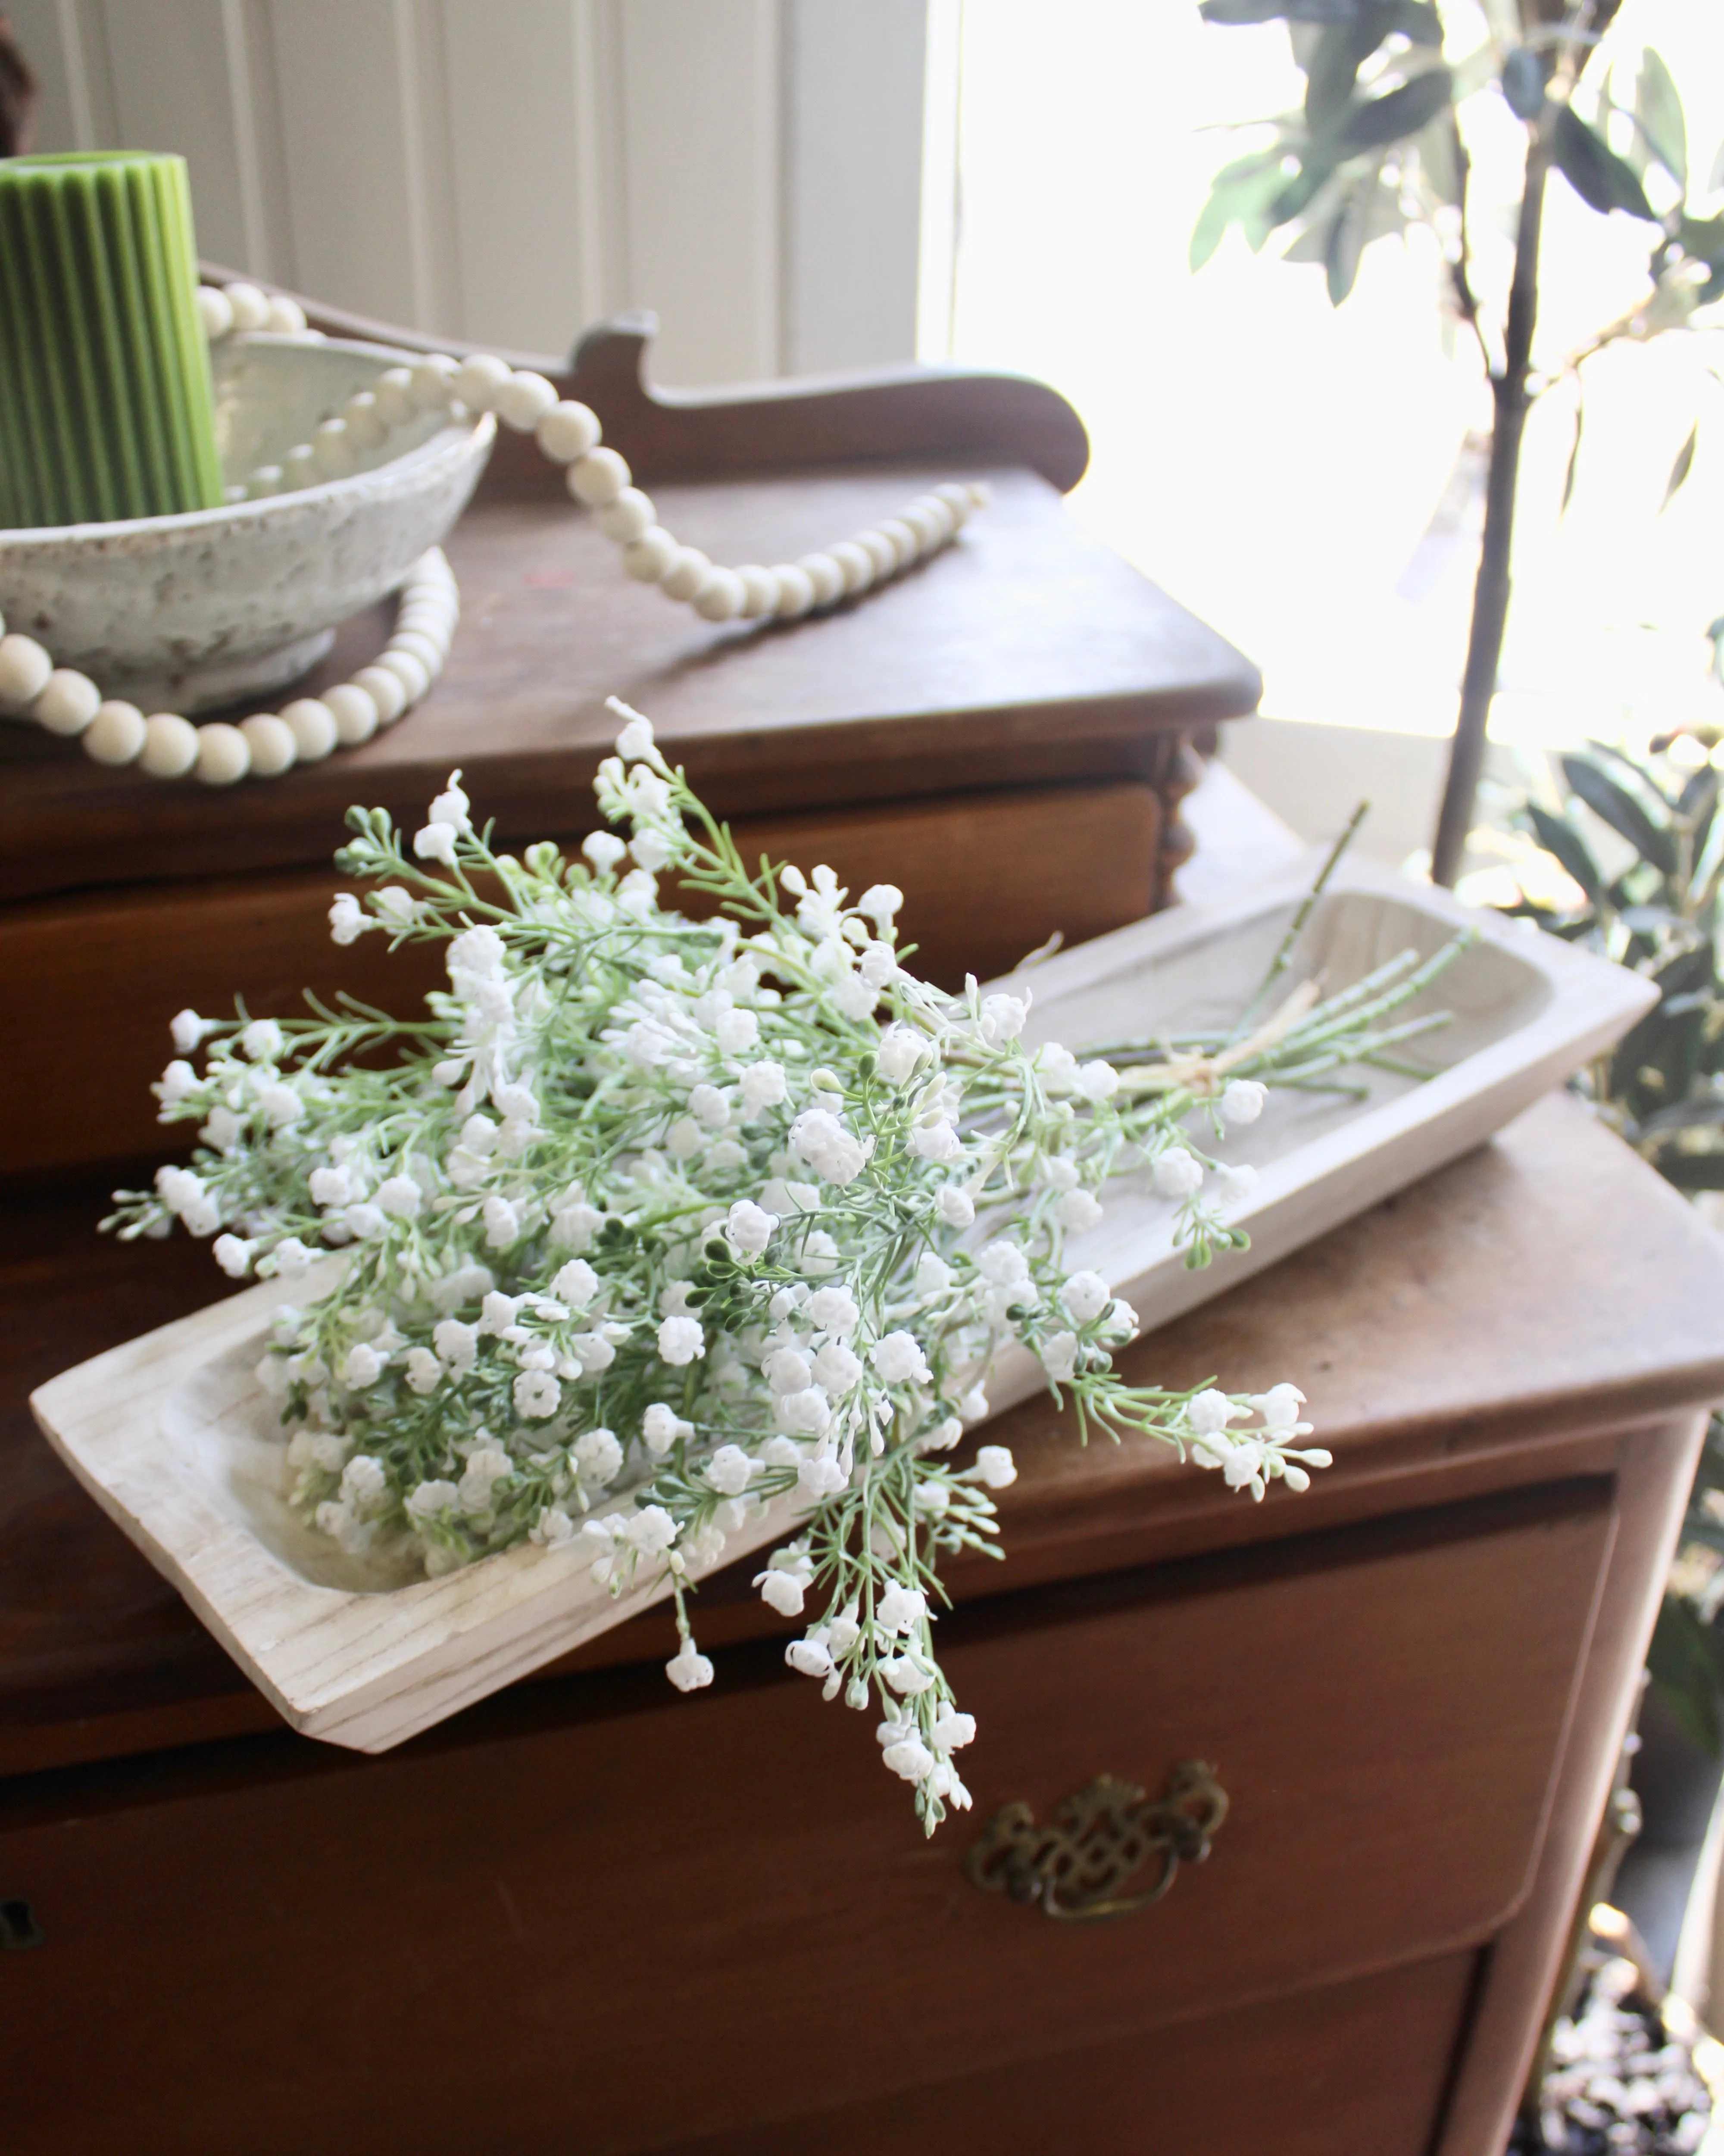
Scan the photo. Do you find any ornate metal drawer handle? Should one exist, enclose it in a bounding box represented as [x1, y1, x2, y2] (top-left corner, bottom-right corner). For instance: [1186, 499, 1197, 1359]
[964, 1762, 1228, 1921]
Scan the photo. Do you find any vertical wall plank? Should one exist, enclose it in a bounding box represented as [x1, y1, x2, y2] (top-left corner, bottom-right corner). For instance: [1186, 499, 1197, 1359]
[781, 0, 925, 375]
[6, 0, 78, 148]
[918, 0, 962, 362]
[441, 0, 594, 359]
[265, 0, 434, 329]
[92, 0, 250, 268]
[617, 0, 781, 385]
[6, 0, 934, 378]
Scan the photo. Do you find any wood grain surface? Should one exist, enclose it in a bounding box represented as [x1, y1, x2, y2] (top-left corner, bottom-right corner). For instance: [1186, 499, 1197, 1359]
[0, 465, 1244, 902]
[0, 1482, 1608, 2156]
[6, 1091, 1724, 1783]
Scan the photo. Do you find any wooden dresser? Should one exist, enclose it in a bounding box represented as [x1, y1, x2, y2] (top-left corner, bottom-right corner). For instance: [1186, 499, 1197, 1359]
[3, 1089, 1722, 2155]
[0, 306, 1258, 1181]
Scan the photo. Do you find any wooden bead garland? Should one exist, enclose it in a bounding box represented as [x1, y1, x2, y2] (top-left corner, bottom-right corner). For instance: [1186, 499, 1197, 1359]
[0, 287, 987, 785]
[200, 281, 990, 625]
[0, 547, 455, 786]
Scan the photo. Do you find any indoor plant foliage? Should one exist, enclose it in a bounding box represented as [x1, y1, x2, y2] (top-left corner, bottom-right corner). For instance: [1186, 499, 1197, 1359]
[109, 705, 1455, 1830]
[1194, 0, 1724, 884]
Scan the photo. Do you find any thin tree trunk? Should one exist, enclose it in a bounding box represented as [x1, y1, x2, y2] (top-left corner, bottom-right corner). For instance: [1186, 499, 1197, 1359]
[1430, 131, 1553, 888]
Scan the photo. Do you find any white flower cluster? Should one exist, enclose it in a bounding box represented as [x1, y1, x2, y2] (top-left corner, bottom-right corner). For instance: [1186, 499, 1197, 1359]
[111, 699, 1459, 1831]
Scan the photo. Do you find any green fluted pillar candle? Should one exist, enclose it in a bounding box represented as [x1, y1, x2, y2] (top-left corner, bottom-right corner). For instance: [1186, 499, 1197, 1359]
[0, 149, 225, 528]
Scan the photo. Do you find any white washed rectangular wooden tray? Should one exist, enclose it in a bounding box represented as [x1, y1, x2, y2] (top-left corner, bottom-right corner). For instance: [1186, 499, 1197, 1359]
[31, 854, 1654, 1754]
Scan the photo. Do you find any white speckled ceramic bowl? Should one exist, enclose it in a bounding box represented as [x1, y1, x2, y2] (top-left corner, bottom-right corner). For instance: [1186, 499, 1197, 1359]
[0, 335, 493, 713]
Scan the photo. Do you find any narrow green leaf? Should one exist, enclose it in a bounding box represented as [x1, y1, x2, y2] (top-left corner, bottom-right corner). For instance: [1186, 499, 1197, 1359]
[1336, 65, 1453, 153]
[1560, 394, 1584, 514]
[1551, 103, 1657, 222]
[1648, 1597, 1724, 1755]
[1561, 752, 1678, 874]
[1190, 184, 1236, 272]
[1501, 46, 1546, 122]
[1305, 19, 1380, 136]
[1636, 46, 1687, 188]
[1525, 803, 1602, 902]
[1661, 420, 1699, 512]
[1325, 188, 1368, 304]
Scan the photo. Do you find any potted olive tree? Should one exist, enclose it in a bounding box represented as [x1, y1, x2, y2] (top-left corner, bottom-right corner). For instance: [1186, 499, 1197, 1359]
[1193, 0, 1724, 882]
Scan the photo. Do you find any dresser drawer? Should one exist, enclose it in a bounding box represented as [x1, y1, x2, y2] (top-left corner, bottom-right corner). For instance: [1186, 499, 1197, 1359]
[0, 1480, 1611, 2155]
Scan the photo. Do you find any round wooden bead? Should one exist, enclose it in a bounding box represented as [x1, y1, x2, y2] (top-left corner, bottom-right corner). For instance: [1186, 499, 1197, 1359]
[343, 393, 387, 451]
[797, 552, 844, 608]
[856, 530, 898, 580]
[398, 594, 456, 629]
[494, 370, 559, 432]
[324, 683, 380, 744]
[312, 419, 356, 478]
[735, 565, 778, 618]
[224, 281, 270, 332]
[351, 665, 408, 725]
[281, 698, 338, 760]
[140, 713, 200, 777]
[223, 484, 249, 507]
[878, 519, 919, 570]
[284, 444, 317, 488]
[660, 547, 712, 603]
[0, 633, 52, 709]
[901, 502, 945, 552]
[934, 482, 974, 526]
[693, 568, 745, 622]
[84, 700, 147, 766]
[394, 605, 452, 645]
[375, 649, 431, 704]
[196, 722, 251, 784]
[772, 565, 815, 620]
[241, 714, 298, 774]
[387, 629, 444, 676]
[32, 668, 100, 736]
[411, 356, 460, 410]
[596, 488, 656, 543]
[197, 285, 234, 340]
[452, 353, 512, 412]
[373, 368, 416, 428]
[566, 447, 631, 508]
[265, 294, 308, 336]
[535, 400, 601, 462]
[622, 527, 680, 583]
[912, 493, 957, 543]
[247, 464, 285, 497]
[828, 540, 874, 596]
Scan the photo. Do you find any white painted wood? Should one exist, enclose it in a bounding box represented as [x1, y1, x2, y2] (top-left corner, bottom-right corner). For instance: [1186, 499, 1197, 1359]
[98, 0, 252, 269]
[11, 0, 932, 379]
[6, 0, 82, 147]
[917, 0, 962, 362]
[781, 0, 925, 375]
[263, 0, 430, 330]
[615, 0, 782, 385]
[31, 860, 1655, 1756]
[440, 0, 598, 359]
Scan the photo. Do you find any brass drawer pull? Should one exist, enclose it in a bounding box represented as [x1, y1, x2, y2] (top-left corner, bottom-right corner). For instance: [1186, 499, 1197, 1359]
[965, 1763, 1227, 1921]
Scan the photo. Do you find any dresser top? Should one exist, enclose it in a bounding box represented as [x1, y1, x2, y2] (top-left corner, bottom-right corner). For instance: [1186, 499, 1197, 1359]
[0, 315, 1260, 904]
[6, 1089, 1723, 1782]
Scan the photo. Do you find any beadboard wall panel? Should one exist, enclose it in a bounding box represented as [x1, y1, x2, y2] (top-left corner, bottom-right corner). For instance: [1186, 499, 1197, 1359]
[781, 0, 925, 376]
[8, 0, 940, 384]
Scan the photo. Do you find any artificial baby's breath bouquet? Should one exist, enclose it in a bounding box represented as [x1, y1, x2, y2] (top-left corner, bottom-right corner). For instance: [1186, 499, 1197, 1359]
[111, 702, 1458, 1830]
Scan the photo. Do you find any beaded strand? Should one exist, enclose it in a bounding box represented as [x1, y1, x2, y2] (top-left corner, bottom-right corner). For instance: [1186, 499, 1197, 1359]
[0, 287, 987, 784]
[0, 547, 455, 785]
